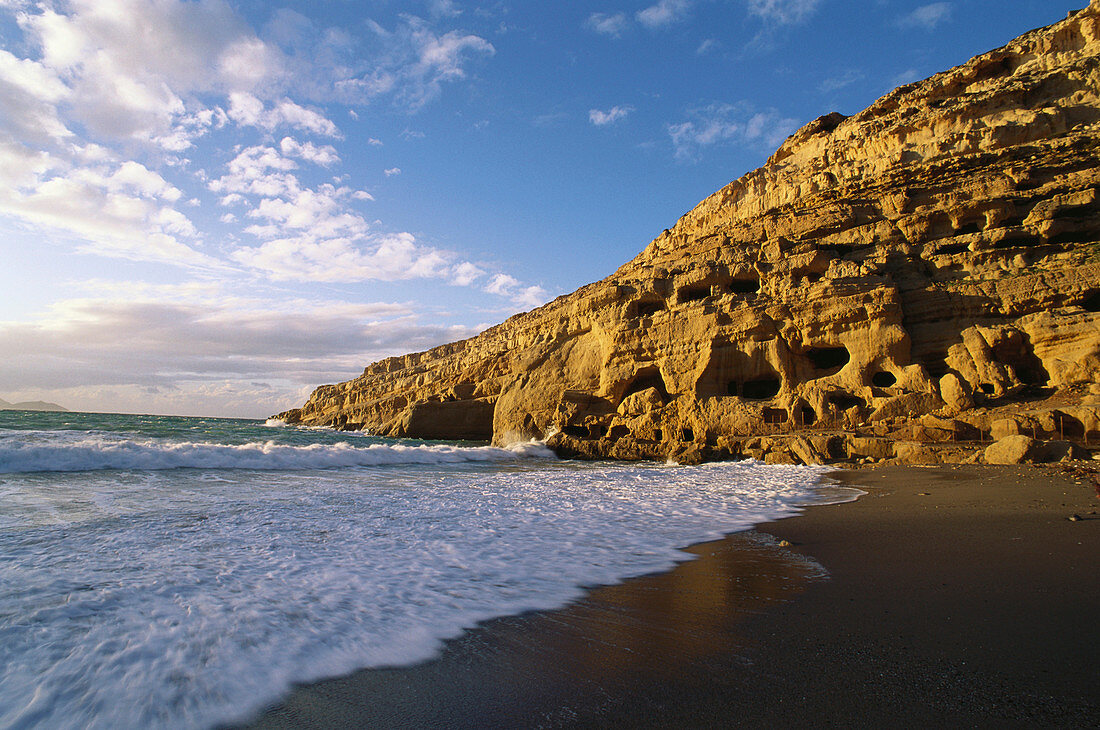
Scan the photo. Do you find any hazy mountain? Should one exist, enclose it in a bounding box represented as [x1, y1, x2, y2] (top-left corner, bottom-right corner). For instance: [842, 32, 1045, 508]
[0, 398, 69, 412]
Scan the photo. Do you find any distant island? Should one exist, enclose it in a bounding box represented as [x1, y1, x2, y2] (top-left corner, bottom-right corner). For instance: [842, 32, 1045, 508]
[0, 398, 69, 412]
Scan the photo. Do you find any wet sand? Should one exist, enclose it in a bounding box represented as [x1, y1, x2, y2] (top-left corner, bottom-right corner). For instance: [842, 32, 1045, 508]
[247, 464, 1100, 728]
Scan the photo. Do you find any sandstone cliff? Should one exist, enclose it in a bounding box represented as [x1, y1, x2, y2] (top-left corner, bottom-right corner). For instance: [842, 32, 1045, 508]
[277, 4, 1100, 466]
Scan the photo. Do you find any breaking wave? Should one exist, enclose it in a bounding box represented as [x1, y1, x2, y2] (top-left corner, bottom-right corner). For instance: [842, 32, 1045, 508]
[0, 432, 553, 474]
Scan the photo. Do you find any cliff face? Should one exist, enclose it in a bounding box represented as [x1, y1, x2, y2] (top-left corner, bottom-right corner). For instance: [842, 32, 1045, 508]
[278, 4, 1100, 464]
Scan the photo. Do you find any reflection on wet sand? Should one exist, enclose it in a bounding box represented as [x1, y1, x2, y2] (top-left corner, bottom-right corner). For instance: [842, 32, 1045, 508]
[248, 529, 822, 728]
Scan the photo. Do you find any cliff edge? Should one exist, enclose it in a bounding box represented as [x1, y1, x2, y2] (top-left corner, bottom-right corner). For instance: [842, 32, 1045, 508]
[277, 4, 1100, 466]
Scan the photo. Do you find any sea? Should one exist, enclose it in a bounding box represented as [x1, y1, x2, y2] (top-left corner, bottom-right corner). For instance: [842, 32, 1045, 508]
[0, 410, 857, 729]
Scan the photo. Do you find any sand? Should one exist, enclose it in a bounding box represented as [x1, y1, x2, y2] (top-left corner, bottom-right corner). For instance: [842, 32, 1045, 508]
[246, 463, 1099, 728]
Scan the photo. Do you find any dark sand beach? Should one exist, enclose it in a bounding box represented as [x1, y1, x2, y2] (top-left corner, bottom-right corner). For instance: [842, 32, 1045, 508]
[248, 464, 1100, 728]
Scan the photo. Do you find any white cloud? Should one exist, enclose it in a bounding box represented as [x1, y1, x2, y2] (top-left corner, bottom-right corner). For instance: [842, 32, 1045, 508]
[589, 106, 633, 126]
[232, 232, 451, 283]
[897, 3, 952, 30]
[746, 0, 820, 24]
[484, 273, 549, 309]
[0, 139, 58, 190]
[0, 49, 72, 143]
[208, 145, 300, 198]
[384, 167, 402, 176]
[109, 161, 183, 202]
[484, 273, 520, 296]
[0, 1, 537, 418]
[819, 69, 864, 94]
[14, 0, 280, 150]
[0, 285, 480, 417]
[247, 185, 370, 237]
[0, 144, 212, 268]
[668, 103, 800, 160]
[279, 136, 340, 166]
[406, 26, 495, 107]
[892, 68, 922, 86]
[450, 261, 485, 287]
[227, 92, 341, 137]
[429, 0, 463, 18]
[585, 12, 629, 37]
[333, 18, 495, 111]
[696, 38, 718, 55]
[636, 0, 691, 29]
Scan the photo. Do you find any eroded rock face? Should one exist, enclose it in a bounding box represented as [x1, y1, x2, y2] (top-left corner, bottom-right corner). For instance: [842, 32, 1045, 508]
[277, 4, 1100, 463]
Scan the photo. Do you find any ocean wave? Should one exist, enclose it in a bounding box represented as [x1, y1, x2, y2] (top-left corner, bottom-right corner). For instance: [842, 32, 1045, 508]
[0, 439, 846, 729]
[0, 435, 554, 473]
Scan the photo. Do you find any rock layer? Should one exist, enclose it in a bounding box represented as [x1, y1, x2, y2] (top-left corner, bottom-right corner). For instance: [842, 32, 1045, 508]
[277, 4, 1100, 464]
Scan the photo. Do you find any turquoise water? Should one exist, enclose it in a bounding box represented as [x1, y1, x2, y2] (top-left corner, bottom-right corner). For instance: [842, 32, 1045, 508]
[0, 410, 850, 729]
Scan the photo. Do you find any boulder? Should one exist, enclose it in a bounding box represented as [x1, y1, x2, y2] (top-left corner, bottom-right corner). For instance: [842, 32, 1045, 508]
[617, 387, 664, 416]
[788, 436, 828, 465]
[984, 435, 1047, 465]
[1044, 440, 1089, 462]
[893, 442, 942, 465]
[845, 436, 895, 461]
[939, 373, 974, 415]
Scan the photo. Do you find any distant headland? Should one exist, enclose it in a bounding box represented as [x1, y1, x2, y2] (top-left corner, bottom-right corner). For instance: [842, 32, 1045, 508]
[0, 398, 69, 412]
[277, 2, 1100, 467]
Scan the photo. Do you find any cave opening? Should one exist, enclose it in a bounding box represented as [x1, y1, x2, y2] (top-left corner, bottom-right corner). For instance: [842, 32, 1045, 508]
[828, 392, 865, 411]
[620, 368, 670, 403]
[729, 278, 760, 295]
[634, 299, 666, 318]
[1053, 413, 1085, 439]
[992, 234, 1039, 249]
[806, 346, 851, 373]
[677, 285, 711, 304]
[991, 336, 1049, 386]
[1081, 289, 1100, 313]
[922, 354, 950, 379]
[871, 371, 898, 387]
[936, 241, 970, 255]
[763, 408, 787, 424]
[743, 378, 781, 400]
[1047, 230, 1094, 246]
[608, 424, 629, 440]
[820, 243, 857, 257]
[681, 428, 695, 442]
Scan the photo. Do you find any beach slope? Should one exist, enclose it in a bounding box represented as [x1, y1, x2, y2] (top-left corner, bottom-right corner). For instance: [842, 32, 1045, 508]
[248, 464, 1099, 727]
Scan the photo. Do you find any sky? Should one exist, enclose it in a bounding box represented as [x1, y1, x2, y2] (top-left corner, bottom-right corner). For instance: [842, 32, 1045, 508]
[0, 0, 1074, 418]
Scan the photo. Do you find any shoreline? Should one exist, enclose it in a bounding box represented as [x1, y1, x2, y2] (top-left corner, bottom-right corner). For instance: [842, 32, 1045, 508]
[247, 463, 1099, 728]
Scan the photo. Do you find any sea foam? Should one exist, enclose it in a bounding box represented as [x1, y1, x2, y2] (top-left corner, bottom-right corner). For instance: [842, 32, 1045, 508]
[0, 417, 851, 730]
[0, 431, 552, 473]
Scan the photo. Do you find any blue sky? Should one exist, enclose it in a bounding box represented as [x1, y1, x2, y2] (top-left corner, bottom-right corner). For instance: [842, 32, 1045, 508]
[0, 0, 1071, 417]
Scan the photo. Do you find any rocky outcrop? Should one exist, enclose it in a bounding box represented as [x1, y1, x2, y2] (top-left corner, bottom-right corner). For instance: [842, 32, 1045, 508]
[277, 3, 1100, 465]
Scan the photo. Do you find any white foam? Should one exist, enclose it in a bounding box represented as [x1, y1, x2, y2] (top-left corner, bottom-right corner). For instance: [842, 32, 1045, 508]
[0, 445, 848, 730]
[0, 433, 554, 473]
